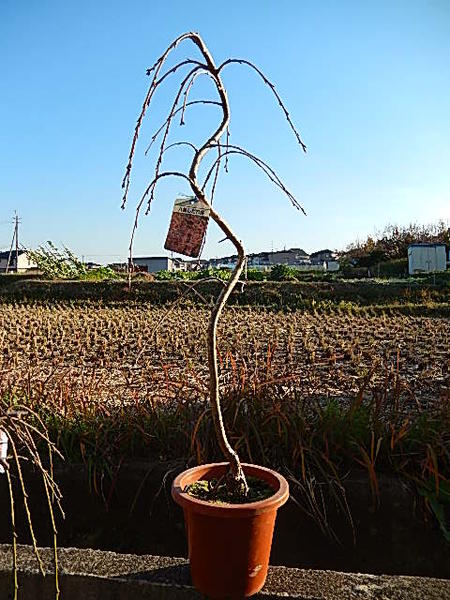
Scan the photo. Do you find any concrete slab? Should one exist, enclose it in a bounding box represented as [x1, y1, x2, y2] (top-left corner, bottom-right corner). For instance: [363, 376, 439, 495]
[0, 544, 448, 599]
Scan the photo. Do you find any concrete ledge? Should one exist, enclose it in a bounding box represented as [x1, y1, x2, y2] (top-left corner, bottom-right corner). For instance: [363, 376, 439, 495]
[0, 544, 448, 599]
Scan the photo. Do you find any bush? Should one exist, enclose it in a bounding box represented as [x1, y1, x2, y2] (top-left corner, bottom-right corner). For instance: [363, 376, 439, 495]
[191, 267, 231, 281]
[26, 242, 116, 281]
[269, 264, 299, 281]
[154, 267, 232, 281]
[154, 270, 180, 280]
[376, 259, 408, 278]
[245, 268, 266, 281]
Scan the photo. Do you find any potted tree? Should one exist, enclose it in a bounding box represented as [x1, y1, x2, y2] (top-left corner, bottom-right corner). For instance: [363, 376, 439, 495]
[121, 32, 306, 598]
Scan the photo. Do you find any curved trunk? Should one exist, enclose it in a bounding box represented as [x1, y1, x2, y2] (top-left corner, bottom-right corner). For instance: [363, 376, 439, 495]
[186, 35, 248, 494]
[206, 209, 248, 492]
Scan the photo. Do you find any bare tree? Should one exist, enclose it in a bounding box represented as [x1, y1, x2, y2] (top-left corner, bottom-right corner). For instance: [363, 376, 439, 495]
[122, 32, 306, 495]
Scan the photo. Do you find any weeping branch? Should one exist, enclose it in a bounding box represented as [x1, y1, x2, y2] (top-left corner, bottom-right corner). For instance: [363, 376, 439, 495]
[218, 58, 307, 153]
[202, 143, 306, 214]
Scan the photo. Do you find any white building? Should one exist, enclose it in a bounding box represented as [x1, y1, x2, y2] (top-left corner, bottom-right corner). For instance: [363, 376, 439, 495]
[408, 243, 447, 275]
[130, 256, 186, 273]
[0, 250, 37, 273]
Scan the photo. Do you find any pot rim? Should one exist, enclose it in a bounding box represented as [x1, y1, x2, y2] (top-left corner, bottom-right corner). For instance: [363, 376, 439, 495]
[172, 462, 289, 517]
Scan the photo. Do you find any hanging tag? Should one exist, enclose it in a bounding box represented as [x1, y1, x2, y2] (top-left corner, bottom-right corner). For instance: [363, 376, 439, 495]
[164, 196, 210, 258]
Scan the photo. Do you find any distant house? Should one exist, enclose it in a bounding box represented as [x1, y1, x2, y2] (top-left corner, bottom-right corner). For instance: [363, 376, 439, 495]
[0, 250, 37, 273]
[309, 249, 339, 271]
[85, 261, 102, 270]
[209, 255, 238, 269]
[310, 249, 336, 264]
[210, 248, 310, 270]
[208, 247, 341, 272]
[130, 256, 186, 273]
[268, 248, 309, 266]
[408, 243, 447, 275]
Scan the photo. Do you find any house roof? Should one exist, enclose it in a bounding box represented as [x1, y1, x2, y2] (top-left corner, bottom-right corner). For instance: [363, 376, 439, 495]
[132, 256, 172, 261]
[286, 248, 309, 255]
[408, 243, 446, 248]
[0, 250, 27, 260]
[310, 249, 334, 258]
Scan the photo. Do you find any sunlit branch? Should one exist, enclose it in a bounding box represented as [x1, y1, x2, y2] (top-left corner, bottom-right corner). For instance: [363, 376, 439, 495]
[202, 144, 306, 214]
[219, 58, 307, 153]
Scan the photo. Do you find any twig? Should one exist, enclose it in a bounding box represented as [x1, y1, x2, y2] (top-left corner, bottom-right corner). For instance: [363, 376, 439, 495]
[202, 144, 305, 214]
[7, 432, 45, 576]
[144, 101, 221, 156]
[6, 469, 18, 600]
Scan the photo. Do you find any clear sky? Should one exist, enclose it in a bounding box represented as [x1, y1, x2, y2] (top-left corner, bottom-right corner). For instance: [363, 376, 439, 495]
[1, 0, 449, 262]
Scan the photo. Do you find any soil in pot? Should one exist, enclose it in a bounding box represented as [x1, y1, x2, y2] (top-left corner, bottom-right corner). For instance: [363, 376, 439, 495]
[186, 476, 275, 504]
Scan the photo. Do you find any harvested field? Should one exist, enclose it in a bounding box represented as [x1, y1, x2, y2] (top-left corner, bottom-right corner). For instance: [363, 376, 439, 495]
[1, 300, 448, 410]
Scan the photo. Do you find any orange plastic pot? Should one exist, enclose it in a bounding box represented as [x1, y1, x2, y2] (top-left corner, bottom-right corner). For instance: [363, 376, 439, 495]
[172, 462, 289, 598]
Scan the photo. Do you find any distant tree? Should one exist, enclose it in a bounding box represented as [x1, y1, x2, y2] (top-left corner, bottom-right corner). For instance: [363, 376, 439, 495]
[344, 221, 449, 265]
[26, 242, 115, 280]
[26, 242, 88, 279]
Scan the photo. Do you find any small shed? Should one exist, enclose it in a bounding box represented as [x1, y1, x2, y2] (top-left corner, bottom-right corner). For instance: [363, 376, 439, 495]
[407, 243, 447, 275]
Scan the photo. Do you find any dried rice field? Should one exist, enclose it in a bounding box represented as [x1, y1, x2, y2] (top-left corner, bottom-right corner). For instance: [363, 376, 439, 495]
[0, 301, 448, 411]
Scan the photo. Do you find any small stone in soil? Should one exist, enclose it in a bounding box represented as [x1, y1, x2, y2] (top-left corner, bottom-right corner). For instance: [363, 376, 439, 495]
[185, 476, 275, 504]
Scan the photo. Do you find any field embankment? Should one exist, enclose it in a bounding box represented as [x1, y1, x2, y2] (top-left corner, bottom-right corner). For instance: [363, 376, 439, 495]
[0, 275, 449, 315]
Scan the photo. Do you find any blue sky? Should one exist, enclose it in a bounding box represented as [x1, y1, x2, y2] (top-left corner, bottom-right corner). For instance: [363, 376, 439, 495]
[1, 0, 449, 262]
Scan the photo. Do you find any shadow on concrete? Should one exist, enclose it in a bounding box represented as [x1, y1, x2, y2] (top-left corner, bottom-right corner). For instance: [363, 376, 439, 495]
[116, 562, 191, 585]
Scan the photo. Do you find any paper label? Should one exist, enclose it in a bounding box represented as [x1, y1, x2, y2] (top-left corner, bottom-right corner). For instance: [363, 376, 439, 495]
[172, 196, 210, 218]
[164, 196, 209, 258]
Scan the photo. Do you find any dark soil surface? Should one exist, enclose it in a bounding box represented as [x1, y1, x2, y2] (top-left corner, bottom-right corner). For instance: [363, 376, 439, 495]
[186, 476, 274, 503]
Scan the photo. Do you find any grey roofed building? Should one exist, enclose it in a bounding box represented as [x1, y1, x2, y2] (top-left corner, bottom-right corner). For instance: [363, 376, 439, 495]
[130, 256, 186, 273]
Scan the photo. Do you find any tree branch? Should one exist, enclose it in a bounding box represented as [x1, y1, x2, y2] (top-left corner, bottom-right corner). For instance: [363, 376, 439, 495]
[202, 144, 306, 214]
[219, 58, 307, 153]
[121, 30, 209, 207]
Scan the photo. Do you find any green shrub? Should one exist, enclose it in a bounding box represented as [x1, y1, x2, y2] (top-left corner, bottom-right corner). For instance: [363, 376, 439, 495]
[154, 269, 179, 280]
[191, 267, 231, 281]
[245, 268, 266, 281]
[26, 242, 116, 281]
[269, 264, 298, 281]
[375, 259, 408, 278]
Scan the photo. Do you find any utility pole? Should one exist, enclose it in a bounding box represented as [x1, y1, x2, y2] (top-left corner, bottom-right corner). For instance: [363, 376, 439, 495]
[5, 211, 19, 273]
[15, 211, 19, 273]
